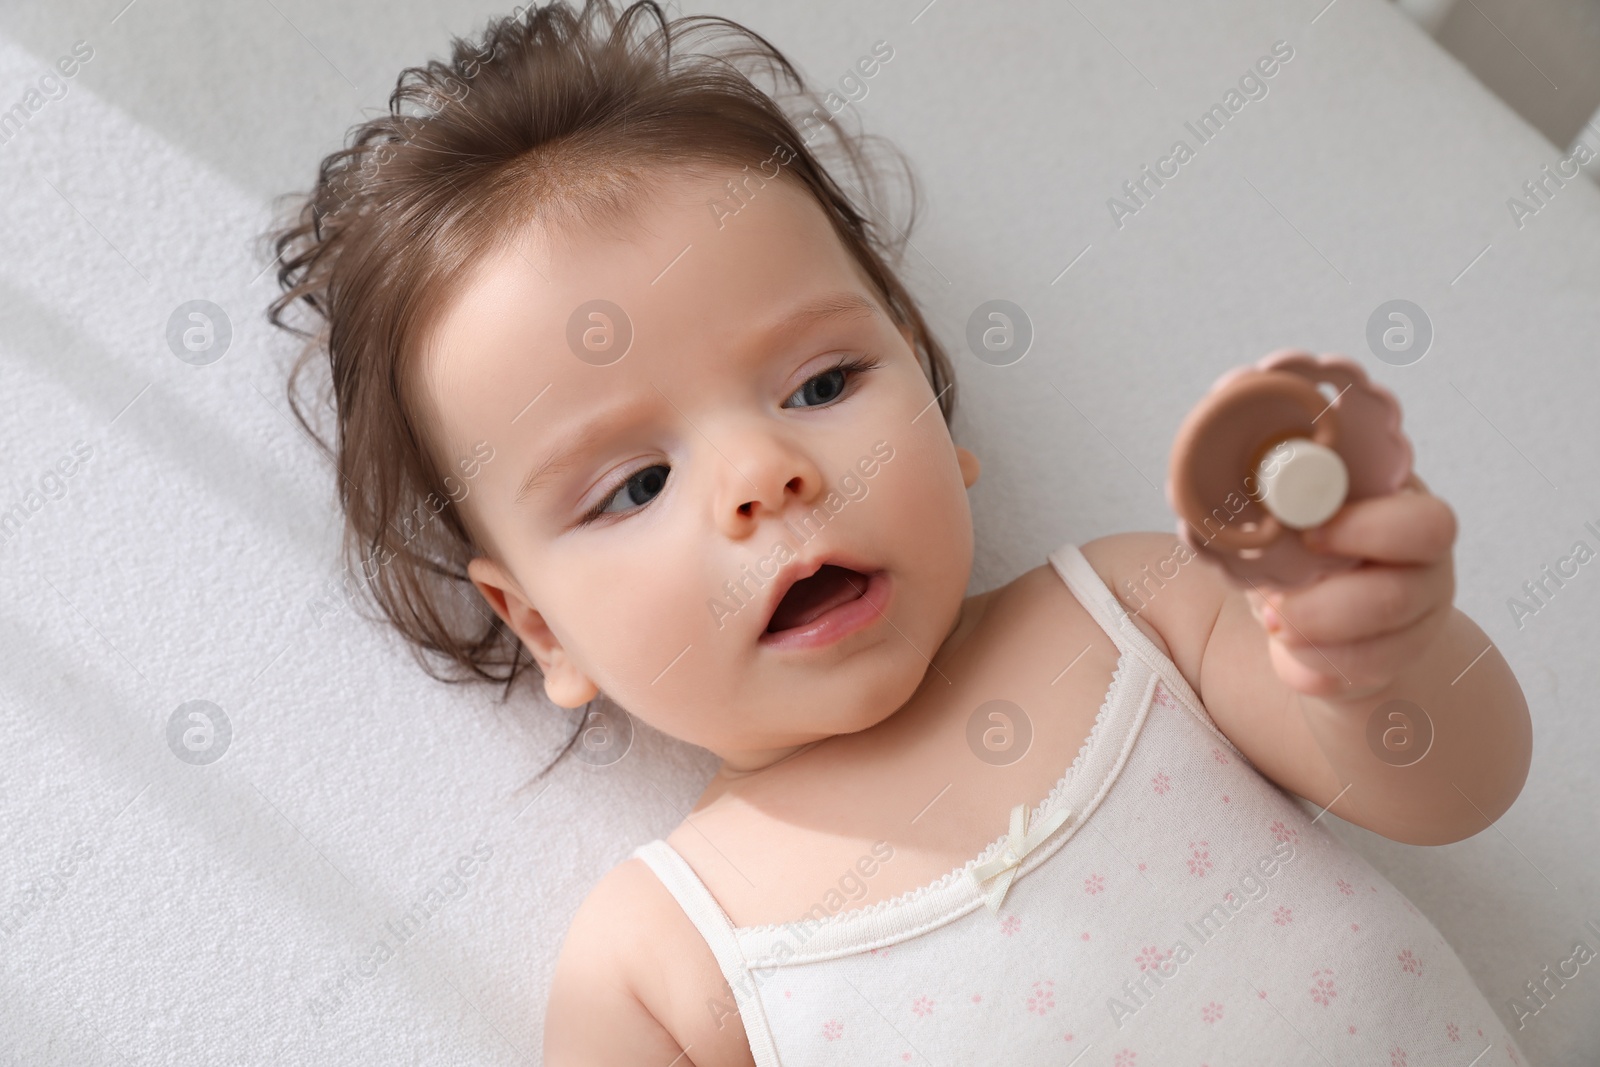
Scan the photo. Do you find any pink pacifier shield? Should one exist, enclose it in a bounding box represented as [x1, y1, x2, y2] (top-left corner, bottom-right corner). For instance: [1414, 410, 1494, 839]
[1165, 349, 1413, 589]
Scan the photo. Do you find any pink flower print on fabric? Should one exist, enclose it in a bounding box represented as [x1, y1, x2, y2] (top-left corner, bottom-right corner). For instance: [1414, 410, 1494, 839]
[1272, 905, 1293, 926]
[1270, 820, 1300, 844]
[1309, 968, 1337, 1007]
[1446, 1022, 1461, 1042]
[1000, 914, 1021, 936]
[1085, 873, 1106, 895]
[1152, 771, 1172, 795]
[1390, 1047, 1408, 1066]
[1114, 1049, 1136, 1066]
[1398, 949, 1422, 976]
[822, 1019, 842, 1041]
[911, 996, 933, 1018]
[1201, 1001, 1224, 1023]
[1212, 746, 1231, 765]
[1187, 840, 1214, 878]
[1336, 877, 1354, 896]
[1026, 979, 1056, 1015]
[1135, 946, 1172, 973]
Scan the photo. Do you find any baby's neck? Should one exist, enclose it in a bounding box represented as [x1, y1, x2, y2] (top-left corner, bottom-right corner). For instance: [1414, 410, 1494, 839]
[714, 737, 827, 780]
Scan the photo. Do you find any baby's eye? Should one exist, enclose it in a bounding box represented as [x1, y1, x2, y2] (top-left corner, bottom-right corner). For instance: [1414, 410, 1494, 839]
[782, 355, 878, 409]
[584, 464, 669, 523]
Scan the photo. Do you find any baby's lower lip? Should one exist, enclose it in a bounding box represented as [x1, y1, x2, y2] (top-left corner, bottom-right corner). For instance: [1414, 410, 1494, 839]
[758, 570, 891, 652]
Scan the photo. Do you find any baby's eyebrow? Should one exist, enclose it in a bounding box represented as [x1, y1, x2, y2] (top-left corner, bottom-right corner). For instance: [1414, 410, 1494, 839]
[767, 290, 881, 340]
[513, 290, 882, 507]
[514, 407, 636, 506]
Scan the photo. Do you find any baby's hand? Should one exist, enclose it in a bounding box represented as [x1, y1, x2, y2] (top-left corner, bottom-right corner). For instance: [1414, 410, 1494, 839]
[1243, 472, 1457, 701]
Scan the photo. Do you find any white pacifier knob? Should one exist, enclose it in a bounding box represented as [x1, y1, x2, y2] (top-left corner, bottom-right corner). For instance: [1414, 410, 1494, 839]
[1254, 437, 1348, 530]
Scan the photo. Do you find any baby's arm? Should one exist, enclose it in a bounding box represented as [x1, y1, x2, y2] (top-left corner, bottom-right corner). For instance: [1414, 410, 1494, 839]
[545, 860, 754, 1067]
[1084, 476, 1531, 846]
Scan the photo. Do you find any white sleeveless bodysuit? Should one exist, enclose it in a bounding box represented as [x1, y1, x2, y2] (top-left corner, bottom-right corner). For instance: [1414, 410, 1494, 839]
[632, 543, 1531, 1066]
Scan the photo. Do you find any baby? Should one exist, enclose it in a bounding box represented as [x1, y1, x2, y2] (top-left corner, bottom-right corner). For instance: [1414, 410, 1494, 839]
[264, 2, 1535, 1064]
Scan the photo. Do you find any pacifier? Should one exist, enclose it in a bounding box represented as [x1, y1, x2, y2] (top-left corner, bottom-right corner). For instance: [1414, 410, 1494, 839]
[1165, 349, 1413, 589]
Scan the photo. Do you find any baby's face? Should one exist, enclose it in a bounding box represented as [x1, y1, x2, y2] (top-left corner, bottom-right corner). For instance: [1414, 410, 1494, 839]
[422, 167, 976, 767]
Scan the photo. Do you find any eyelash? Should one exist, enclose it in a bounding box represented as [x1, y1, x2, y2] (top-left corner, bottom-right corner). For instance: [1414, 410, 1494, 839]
[574, 353, 882, 527]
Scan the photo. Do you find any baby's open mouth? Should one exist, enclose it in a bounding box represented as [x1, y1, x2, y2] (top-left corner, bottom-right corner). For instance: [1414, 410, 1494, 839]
[766, 564, 872, 634]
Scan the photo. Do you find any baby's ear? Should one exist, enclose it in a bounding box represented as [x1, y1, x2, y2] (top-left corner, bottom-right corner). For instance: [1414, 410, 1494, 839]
[956, 446, 981, 489]
[466, 556, 524, 633]
[466, 557, 599, 708]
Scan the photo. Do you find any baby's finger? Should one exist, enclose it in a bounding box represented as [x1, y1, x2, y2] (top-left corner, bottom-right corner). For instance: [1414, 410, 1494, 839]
[1305, 473, 1456, 565]
[1254, 561, 1453, 648]
[1268, 601, 1452, 698]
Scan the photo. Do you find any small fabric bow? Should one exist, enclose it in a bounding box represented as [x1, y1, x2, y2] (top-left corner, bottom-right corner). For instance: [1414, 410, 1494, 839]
[970, 801, 1074, 915]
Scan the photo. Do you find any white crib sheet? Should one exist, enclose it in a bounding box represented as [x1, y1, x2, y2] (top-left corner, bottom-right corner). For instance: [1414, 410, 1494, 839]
[0, 0, 1595, 1063]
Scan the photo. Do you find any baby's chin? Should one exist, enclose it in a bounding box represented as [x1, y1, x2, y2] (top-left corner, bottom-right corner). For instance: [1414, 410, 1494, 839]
[654, 663, 925, 757]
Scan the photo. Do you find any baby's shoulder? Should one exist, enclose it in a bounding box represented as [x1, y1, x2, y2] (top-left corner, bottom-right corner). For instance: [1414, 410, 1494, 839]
[985, 533, 1180, 660]
[543, 856, 755, 1067]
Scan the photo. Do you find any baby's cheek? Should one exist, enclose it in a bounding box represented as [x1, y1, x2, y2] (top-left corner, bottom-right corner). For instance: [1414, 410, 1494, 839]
[581, 562, 721, 703]
[862, 435, 973, 629]
[875, 439, 969, 549]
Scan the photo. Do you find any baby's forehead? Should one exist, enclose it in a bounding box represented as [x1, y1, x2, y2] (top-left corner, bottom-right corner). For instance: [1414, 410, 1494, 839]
[421, 168, 868, 410]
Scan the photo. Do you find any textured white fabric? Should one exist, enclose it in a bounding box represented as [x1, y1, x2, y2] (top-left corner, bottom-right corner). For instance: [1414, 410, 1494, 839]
[4, 0, 1595, 1061]
[632, 543, 1533, 1066]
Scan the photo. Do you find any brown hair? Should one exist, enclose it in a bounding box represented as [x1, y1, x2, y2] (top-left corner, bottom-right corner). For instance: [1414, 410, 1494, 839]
[260, 0, 957, 774]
